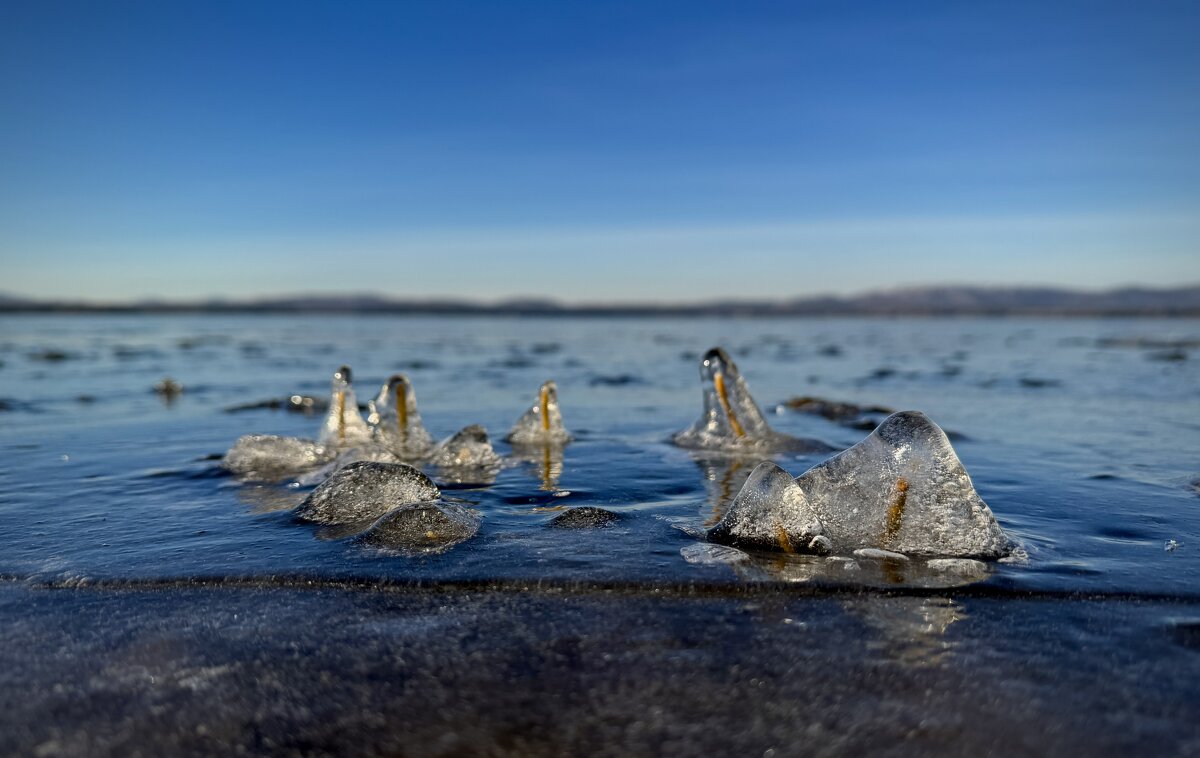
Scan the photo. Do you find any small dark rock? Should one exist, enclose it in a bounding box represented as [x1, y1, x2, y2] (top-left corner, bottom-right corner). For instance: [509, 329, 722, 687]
[1148, 349, 1187, 362]
[1019, 377, 1060, 389]
[589, 374, 644, 387]
[28, 349, 75, 362]
[783, 396, 894, 422]
[548, 507, 623, 529]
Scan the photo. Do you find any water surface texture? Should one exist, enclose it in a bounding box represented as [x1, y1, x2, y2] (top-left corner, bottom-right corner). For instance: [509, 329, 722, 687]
[2, 315, 1199, 755]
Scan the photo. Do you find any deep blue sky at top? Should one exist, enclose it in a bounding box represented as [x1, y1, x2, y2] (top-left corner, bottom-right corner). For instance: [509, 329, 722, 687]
[1, 0, 1197, 301]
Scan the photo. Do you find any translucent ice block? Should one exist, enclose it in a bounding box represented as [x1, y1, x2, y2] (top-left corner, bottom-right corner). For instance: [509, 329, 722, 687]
[317, 365, 373, 447]
[707, 461, 827, 553]
[506, 380, 572, 445]
[293, 460, 440, 525]
[367, 373, 434, 459]
[223, 434, 334, 481]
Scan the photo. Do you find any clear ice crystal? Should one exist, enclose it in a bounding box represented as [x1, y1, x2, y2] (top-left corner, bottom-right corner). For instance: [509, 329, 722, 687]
[358, 501, 480, 553]
[429, 424, 502, 469]
[796, 411, 1011, 559]
[317, 365, 373, 447]
[673, 347, 831, 453]
[293, 460, 440, 525]
[706, 461, 826, 553]
[367, 373, 434, 459]
[506, 380, 572, 445]
[222, 434, 334, 481]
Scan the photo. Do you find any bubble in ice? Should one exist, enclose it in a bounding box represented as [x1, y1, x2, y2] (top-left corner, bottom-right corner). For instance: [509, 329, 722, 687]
[358, 501, 480, 553]
[223, 434, 334, 481]
[706, 461, 828, 553]
[293, 461, 440, 525]
[506, 380, 572, 445]
[796, 411, 1011, 559]
[317, 365, 373, 448]
[367, 373, 434, 459]
[673, 347, 833, 454]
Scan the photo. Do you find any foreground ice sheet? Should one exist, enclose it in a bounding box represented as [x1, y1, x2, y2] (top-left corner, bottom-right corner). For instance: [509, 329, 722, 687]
[222, 434, 334, 481]
[367, 373, 434, 459]
[673, 347, 832, 453]
[317, 365, 372, 447]
[709, 412, 1011, 559]
[293, 461, 440, 524]
[506, 381, 572, 445]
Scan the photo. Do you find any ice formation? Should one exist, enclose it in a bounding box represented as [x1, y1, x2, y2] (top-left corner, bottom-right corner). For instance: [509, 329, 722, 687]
[367, 373, 434, 459]
[798, 411, 1010, 558]
[506, 380, 572, 445]
[707, 412, 1011, 559]
[317, 365, 372, 447]
[293, 461, 440, 525]
[222, 434, 334, 481]
[707, 462, 828, 553]
[428, 424, 502, 469]
[673, 347, 832, 453]
[358, 501, 480, 553]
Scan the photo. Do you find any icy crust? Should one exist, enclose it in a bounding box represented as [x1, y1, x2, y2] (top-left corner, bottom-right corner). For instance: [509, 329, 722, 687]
[707, 462, 827, 553]
[673, 347, 831, 454]
[223, 435, 334, 481]
[358, 501, 480, 553]
[293, 461, 440, 525]
[795, 411, 1011, 559]
[367, 374, 434, 459]
[317, 366, 373, 447]
[506, 381, 572, 445]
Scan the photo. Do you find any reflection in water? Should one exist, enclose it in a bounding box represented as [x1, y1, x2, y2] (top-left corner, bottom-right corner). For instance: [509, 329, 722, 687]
[844, 596, 965, 668]
[720, 548, 993, 590]
[691, 453, 757, 527]
[510, 442, 565, 491]
[234, 483, 305, 514]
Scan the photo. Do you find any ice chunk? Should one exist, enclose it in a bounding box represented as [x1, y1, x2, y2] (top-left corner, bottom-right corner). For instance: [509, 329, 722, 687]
[797, 411, 1011, 559]
[680, 543, 750, 565]
[707, 461, 826, 553]
[853, 548, 910, 562]
[317, 365, 372, 447]
[429, 424, 501, 469]
[223, 434, 334, 481]
[506, 380, 572, 445]
[547, 506, 621, 528]
[673, 347, 832, 453]
[367, 373, 434, 459]
[358, 501, 480, 553]
[293, 461, 440, 525]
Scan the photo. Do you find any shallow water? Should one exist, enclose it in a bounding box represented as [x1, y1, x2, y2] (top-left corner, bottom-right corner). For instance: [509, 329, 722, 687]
[0, 314, 1198, 593]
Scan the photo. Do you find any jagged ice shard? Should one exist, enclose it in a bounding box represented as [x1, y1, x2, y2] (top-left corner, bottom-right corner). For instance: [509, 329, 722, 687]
[317, 365, 373, 448]
[707, 462, 829, 554]
[506, 380, 572, 445]
[673, 347, 832, 454]
[367, 373, 434, 459]
[708, 412, 1010, 559]
[293, 461, 441, 525]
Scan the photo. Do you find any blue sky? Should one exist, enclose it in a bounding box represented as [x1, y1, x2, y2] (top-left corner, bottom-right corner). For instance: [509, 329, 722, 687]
[1, 1, 1197, 302]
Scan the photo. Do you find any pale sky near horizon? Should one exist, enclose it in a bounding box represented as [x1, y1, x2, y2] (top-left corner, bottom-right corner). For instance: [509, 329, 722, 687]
[2, 1, 1198, 302]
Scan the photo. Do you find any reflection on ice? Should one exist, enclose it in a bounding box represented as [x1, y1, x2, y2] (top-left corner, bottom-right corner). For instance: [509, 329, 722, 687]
[674, 347, 832, 454]
[847, 595, 965, 668]
[367, 373, 433, 459]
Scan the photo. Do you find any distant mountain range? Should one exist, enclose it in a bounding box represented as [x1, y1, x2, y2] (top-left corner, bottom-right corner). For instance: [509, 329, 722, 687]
[2, 285, 1198, 316]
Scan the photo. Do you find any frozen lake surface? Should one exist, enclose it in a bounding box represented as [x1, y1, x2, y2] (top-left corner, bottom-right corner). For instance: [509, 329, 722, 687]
[1, 314, 1198, 754]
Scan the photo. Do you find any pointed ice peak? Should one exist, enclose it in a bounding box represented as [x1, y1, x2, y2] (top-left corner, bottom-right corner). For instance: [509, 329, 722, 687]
[674, 347, 832, 454]
[318, 364, 372, 447]
[506, 380, 571, 445]
[368, 373, 434, 458]
[796, 411, 1011, 558]
[707, 461, 827, 553]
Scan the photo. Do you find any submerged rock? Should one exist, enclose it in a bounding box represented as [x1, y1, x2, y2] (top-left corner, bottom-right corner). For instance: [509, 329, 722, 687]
[506, 380, 572, 445]
[673, 347, 832, 454]
[294, 461, 440, 525]
[367, 373, 434, 459]
[796, 411, 1010, 558]
[358, 501, 480, 553]
[548, 506, 622, 528]
[707, 462, 827, 553]
[782, 396, 894, 423]
[223, 435, 334, 481]
[317, 365, 372, 448]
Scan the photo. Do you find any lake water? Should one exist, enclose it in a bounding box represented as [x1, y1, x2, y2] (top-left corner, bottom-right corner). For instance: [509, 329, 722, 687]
[1, 314, 1198, 755]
